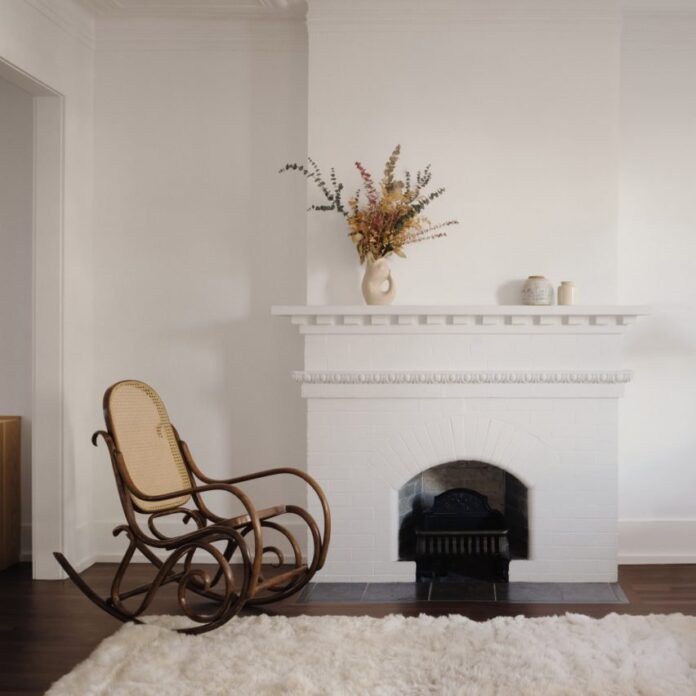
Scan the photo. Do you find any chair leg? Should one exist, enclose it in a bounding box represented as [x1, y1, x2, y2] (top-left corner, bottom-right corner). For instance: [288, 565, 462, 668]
[53, 552, 142, 625]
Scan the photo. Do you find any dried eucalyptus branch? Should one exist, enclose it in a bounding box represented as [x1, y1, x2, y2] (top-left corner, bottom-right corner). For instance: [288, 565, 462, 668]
[280, 145, 458, 263]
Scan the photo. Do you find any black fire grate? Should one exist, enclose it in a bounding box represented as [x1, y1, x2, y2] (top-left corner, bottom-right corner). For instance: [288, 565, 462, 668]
[415, 488, 511, 583]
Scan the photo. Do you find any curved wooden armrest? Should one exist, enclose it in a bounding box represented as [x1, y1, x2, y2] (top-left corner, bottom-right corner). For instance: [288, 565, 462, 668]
[223, 468, 330, 566]
[175, 437, 331, 570]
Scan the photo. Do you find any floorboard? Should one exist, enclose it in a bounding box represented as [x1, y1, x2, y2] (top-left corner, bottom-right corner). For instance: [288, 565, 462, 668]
[1, 562, 695, 694]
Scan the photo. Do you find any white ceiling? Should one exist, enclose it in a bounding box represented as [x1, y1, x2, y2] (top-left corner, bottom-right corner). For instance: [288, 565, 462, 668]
[75, 0, 307, 19]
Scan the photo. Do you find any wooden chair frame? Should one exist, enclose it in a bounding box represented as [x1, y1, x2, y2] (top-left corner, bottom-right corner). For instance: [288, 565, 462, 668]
[54, 381, 331, 634]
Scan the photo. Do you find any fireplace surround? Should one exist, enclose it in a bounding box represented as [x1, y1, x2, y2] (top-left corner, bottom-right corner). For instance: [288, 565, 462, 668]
[273, 305, 647, 582]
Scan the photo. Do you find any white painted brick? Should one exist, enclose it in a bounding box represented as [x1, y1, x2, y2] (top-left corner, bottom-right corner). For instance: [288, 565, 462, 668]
[320, 560, 369, 575]
[349, 548, 377, 563]
[301, 328, 624, 581]
[304, 335, 327, 371]
[329, 505, 374, 521]
[331, 534, 375, 549]
[309, 464, 352, 481]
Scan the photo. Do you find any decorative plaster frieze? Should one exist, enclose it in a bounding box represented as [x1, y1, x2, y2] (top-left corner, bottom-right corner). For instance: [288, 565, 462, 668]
[293, 370, 633, 385]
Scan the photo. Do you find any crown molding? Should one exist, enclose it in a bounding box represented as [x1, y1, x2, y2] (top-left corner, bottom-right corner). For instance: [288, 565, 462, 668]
[76, 0, 306, 19]
[292, 370, 634, 385]
[95, 16, 307, 51]
[307, 0, 622, 33]
[23, 0, 96, 49]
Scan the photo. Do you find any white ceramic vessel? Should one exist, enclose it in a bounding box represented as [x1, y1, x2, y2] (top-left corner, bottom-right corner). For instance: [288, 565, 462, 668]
[558, 281, 576, 305]
[361, 256, 396, 305]
[521, 276, 554, 305]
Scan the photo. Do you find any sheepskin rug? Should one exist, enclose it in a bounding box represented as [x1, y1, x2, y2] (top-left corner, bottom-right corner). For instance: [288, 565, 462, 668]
[48, 613, 696, 696]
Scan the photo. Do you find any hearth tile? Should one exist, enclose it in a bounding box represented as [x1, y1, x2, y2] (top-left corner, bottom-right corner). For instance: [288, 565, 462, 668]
[299, 583, 367, 603]
[430, 580, 495, 602]
[296, 583, 316, 603]
[610, 583, 629, 603]
[558, 583, 624, 603]
[495, 582, 564, 603]
[362, 583, 431, 603]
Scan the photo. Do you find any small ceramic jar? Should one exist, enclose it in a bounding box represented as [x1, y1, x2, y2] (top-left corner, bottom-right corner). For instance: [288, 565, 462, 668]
[521, 276, 554, 305]
[558, 281, 576, 306]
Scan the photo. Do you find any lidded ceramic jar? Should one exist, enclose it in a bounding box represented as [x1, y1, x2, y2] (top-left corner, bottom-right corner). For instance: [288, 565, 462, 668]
[521, 276, 554, 305]
[558, 281, 576, 306]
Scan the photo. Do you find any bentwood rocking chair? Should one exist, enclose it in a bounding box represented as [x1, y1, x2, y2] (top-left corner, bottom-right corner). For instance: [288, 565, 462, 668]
[54, 380, 331, 634]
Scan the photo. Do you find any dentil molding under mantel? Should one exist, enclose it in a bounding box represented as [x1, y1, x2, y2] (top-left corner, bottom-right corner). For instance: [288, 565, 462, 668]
[272, 305, 650, 334]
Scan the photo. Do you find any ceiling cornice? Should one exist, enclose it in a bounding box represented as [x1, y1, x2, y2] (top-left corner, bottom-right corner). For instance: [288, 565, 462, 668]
[95, 17, 307, 51]
[23, 0, 96, 49]
[76, 0, 306, 20]
[306, 0, 624, 33]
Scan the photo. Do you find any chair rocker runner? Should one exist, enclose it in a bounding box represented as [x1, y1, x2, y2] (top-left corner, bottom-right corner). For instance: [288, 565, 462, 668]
[54, 380, 331, 634]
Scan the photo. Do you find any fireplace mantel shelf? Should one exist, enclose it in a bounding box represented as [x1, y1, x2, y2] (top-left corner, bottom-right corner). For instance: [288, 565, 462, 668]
[273, 305, 648, 315]
[272, 305, 649, 333]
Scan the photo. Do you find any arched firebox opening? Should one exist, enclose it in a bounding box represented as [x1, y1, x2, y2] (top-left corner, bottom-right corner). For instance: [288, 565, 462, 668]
[398, 461, 529, 582]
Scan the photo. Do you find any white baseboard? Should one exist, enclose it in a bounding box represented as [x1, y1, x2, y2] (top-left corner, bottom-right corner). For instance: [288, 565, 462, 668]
[618, 519, 696, 564]
[619, 554, 696, 564]
[20, 522, 95, 572]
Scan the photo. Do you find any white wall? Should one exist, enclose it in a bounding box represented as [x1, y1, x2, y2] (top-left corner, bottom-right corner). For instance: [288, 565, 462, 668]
[618, 12, 696, 562]
[0, 76, 33, 551]
[0, 0, 95, 574]
[90, 17, 308, 553]
[2, 0, 695, 570]
[305, 0, 622, 306]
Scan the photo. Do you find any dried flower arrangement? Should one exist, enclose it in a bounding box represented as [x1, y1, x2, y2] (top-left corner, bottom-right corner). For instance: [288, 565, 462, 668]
[279, 145, 458, 263]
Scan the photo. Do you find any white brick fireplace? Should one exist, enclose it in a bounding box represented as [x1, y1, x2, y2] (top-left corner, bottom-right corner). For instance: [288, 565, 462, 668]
[274, 306, 647, 583]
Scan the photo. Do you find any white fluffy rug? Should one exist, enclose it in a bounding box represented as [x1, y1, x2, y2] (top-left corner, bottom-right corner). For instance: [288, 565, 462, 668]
[48, 613, 696, 696]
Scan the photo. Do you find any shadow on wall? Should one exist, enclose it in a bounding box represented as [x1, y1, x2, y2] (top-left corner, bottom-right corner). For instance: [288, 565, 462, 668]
[496, 279, 525, 305]
[220, 42, 308, 512]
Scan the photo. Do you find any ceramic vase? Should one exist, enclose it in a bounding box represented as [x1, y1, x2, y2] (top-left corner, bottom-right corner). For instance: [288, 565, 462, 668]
[361, 256, 396, 305]
[521, 276, 554, 305]
[558, 281, 576, 306]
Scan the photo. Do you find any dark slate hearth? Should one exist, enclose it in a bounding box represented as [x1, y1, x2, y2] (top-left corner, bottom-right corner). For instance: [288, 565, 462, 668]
[295, 581, 629, 605]
[362, 582, 431, 603]
[298, 582, 367, 603]
[430, 580, 495, 602]
[495, 582, 563, 603]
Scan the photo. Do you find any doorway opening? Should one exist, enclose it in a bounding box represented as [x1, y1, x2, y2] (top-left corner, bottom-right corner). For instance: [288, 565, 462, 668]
[0, 58, 64, 579]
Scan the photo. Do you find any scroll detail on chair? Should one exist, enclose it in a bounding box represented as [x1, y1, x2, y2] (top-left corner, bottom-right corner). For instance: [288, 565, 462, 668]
[54, 380, 331, 634]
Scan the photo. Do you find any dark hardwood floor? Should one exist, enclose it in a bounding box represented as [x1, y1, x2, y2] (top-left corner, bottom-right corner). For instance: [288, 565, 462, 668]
[1, 562, 695, 695]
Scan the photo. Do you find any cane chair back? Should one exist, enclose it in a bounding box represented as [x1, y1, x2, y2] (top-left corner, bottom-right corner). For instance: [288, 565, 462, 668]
[106, 380, 191, 512]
